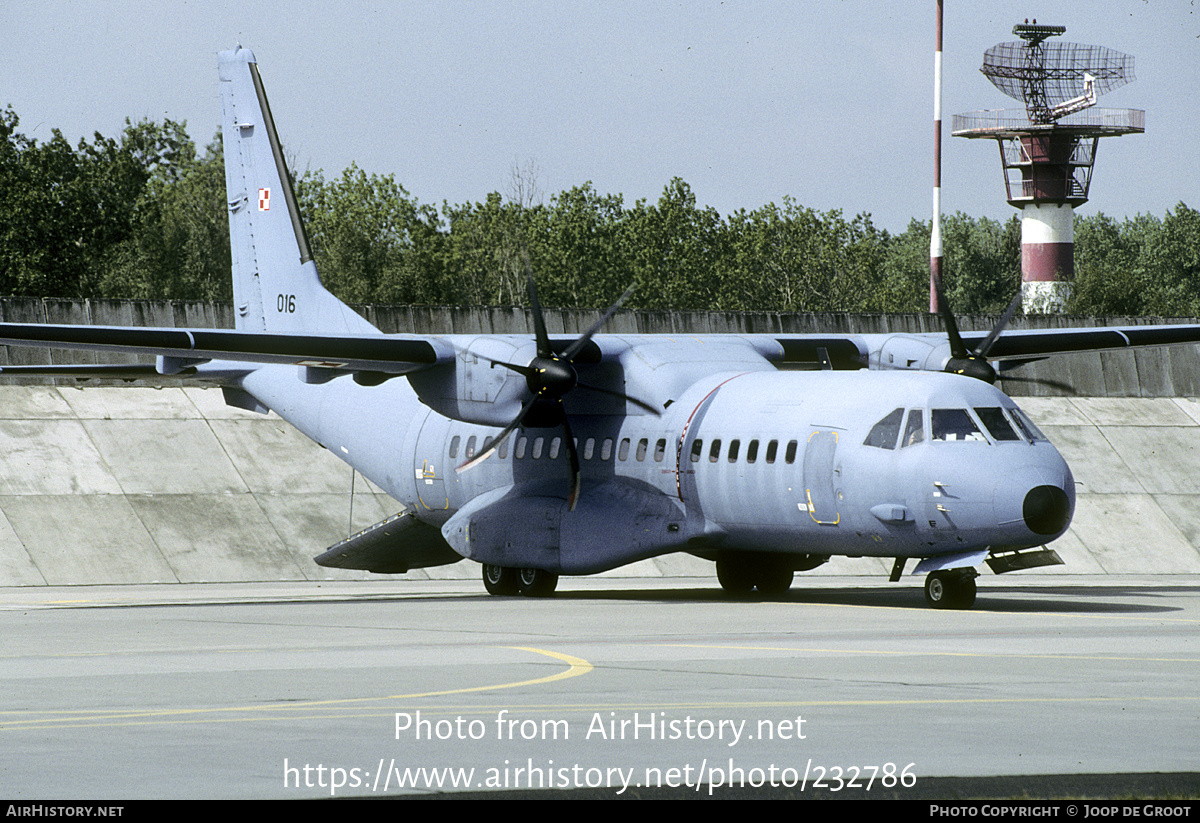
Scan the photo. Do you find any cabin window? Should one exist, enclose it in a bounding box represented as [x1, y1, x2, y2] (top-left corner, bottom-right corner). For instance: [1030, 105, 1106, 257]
[708, 439, 722, 463]
[515, 436, 528, 459]
[690, 439, 703, 463]
[654, 438, 666, 462]
[636, 438, 648, 461]
[974, 407, 1020, 442]
[785, 440, 798, 464]
[902, 410, 924, 447]
[1009, 406, 1048, 441]
[931, 409, 985, 442]
[601, 438, 613, 460]
[532, 436, 545, 458]
[584, 438, 595, 460]
[728, 439, 741, 463]
[549, 437, 561, 459]
[863, 407, 904, 450]
[766, 440, 779, 464]
[465, 435, 477, 458]
[746, 440, 759, 464]
[497, 438, 508, 459]
[449, 435, 461, 459]
[618, 438, 630, 461]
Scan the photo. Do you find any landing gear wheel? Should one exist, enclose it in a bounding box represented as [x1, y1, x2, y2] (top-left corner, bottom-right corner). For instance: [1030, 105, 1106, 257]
[517, 568, 559, 597]
[924, 570, 977, 610]
[755, 566, 794, 597]
[482, 564, 519, 596]
[716, 559, 755, 596]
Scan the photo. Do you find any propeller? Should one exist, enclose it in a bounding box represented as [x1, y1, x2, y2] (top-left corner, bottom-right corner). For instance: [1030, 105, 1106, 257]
[933, 275, 1023, 384]
[456, 273, 659, 510]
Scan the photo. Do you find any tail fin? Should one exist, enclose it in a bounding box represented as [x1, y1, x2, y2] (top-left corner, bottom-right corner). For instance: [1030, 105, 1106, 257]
[218, 47, 376, 335]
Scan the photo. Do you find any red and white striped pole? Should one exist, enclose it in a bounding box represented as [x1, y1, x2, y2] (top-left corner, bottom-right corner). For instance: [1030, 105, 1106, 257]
[930, 0, 944, 313]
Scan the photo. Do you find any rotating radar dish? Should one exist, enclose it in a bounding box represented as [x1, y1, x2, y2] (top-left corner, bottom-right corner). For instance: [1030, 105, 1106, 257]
[981, 23, 1134, 124]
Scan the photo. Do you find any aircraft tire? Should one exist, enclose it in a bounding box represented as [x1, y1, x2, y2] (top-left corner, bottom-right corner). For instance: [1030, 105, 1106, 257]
[517, 568, 559, 597]
[924, 571, 976, 610]
[716, 560, 755, 596]
[755, 566, 794, 597]
[483, 564, 520, 596]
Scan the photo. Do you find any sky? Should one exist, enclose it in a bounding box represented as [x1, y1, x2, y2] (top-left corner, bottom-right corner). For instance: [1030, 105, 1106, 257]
[2, 0, 1197, 234]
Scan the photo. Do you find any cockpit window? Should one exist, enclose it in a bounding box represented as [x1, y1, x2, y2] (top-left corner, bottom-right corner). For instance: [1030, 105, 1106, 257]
[931, 409, 985, 442]
[974, 407, 1021, 441]
[902, 409, 924, 447]
[1008, 406, 1048, 441]
[863, 407, 904, 450]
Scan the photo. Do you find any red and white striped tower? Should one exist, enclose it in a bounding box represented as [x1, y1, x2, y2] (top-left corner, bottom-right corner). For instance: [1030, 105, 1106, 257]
[952, 23, 1142, 313]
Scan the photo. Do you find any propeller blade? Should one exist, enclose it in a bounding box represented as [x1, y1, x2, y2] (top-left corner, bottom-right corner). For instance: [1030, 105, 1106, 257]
[996, 374, 1076, 393]
[556, 407, 581, 511]
[525, 269, 551, 359]
[455, 393, 539, 473]
[562, 285, 635, 362]
[576, 381, 661, 415]
[975, 291, 1023, 359]
[932, 274, 969, 360]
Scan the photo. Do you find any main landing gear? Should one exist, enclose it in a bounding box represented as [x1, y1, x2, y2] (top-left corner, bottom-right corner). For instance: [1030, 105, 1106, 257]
[482, 564, 559, 597]
[923, 569, 977, 610]
[716, 557, 795, 597]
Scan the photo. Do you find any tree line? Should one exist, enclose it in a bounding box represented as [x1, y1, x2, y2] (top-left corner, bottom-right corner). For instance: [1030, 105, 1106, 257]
[3, 108, 1198, 317]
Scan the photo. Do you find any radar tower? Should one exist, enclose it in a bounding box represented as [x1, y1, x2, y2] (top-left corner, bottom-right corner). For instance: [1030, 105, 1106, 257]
[953, 22, 1143, 312]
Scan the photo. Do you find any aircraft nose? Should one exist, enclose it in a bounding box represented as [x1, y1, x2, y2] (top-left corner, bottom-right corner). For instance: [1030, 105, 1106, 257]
[1023, 485, 1071, 536]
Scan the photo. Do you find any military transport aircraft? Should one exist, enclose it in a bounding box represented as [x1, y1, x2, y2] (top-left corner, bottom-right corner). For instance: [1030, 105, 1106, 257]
[2, 47, 1199, 608]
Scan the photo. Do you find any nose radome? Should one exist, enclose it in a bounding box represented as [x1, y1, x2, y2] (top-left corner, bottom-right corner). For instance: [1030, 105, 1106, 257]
[1023, 485, 1071, 536]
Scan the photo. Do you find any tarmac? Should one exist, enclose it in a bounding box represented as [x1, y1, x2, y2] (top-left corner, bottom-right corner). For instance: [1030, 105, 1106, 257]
[4, 575, 1198, 798]
[0, 385, 1198, 587]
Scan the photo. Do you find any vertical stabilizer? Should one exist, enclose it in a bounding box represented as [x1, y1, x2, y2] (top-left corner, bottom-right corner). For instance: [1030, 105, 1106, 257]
[218, 47, 376, 335]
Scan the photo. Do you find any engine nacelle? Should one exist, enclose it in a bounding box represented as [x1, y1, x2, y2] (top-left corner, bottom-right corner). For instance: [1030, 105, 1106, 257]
[870, 334, 953, 374]
[407, 337, 535, 426]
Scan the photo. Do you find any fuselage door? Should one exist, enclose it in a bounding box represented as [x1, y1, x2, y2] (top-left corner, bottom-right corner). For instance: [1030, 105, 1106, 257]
[804, 430, 840, 525]
[414, 412, 451, 515]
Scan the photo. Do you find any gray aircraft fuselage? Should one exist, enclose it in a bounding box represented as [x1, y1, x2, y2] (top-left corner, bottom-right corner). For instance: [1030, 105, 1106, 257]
[240, 357, 1073, 576]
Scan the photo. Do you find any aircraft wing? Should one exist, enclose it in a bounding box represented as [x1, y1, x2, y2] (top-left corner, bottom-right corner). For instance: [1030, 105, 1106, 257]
[0, 323, 454, 374]
[961, 324, 1200, 361]
[3, 319, 1200, 389]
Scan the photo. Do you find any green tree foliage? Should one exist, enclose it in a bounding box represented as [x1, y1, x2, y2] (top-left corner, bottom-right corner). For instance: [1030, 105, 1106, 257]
[1069, 206, 1200, 317]
[619, 178, 726, 310]
[538, 183, 629, 308]
[439, 191, 536, 307]
[941, 213, 1021, 314]
[3, 106, 1199, 316]
[100, 131, 231, 300]
[297, 164, 444, 305]
[0, 108, 225, 299]
[722, 200, 890, 312]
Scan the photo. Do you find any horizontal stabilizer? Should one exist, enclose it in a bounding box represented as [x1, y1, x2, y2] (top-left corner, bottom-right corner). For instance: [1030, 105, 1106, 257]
[315, 511, 462, 573]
